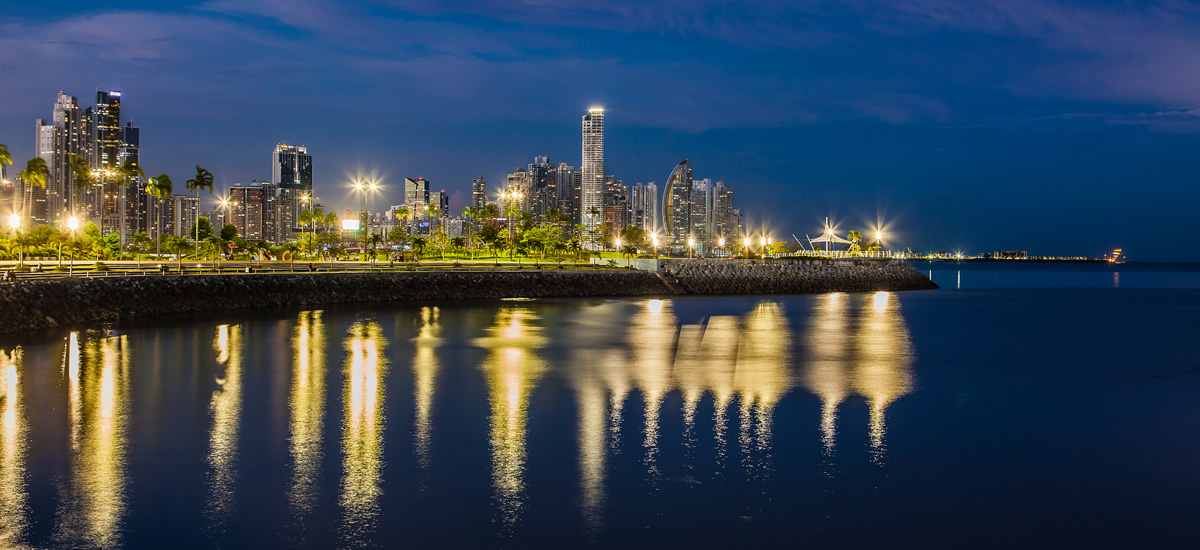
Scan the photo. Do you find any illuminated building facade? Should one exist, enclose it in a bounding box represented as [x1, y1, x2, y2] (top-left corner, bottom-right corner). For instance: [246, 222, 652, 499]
[662, 159, 692, 248]
[272, 143, 312, 236]
[581, 108, 605, 241]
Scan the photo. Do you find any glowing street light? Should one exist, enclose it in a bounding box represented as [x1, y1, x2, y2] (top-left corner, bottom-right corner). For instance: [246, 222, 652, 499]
[687, 236, 695, 259]
[68, 216, 79, 276]
[651, 233, 659, 258]
[8, 213, 21, 265]
[352, 180, 380, 261]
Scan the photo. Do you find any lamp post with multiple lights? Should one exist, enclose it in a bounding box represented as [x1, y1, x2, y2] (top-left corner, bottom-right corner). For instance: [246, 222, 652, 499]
[498, 188, 524, 261]
[352, 180, 378, 261]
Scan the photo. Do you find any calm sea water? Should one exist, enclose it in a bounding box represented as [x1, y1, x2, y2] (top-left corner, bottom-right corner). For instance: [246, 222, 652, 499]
[2, 263, 1199, 549]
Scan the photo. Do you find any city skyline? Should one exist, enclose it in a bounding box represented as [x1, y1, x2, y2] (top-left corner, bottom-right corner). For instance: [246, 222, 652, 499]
[2, 2, 1200, 260]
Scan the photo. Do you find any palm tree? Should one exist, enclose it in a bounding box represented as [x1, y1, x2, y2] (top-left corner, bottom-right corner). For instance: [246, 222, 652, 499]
[164, 236, 192, 273]
[115, 158, 145, 247]
[18, 158, 50, 227]
[67, 154, 94, 221]
[324, 212, 339, 251]
[131, 231, 151, 269]
[185, 165, 215, 244]
[847, 230, 862, 255]
[0, 144, 12, 184]
[147, 174, 173, 259]
[298, 208, 312, 257]
[367, 233, 384, 264]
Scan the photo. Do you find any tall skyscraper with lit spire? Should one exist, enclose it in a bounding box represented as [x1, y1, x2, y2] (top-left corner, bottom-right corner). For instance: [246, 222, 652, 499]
[581, 107, 605, 242]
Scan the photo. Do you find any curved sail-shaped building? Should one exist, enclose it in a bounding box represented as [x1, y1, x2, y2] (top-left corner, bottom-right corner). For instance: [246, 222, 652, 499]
[661, 159, 692, 247]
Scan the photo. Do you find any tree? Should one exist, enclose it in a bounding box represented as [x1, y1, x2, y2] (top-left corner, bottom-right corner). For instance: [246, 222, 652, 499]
[411, 235, 428, 258]
[131, 232, 151, 269]
[192, 216, 214, 241]
[115, 158, 145, 245]
[387, 226, 407, 247]
[431, 226, 449, 260]
[847, 230, 862, 255]
[324, 212, 339, 250]
[164, 236, 193, 273]
[367, 233, 385, 263]
[18, 158, 50, 226]
[185, 165, 214, 243]
[621, 244, 638, 261]
[67, 154, 94, 210]
[0, 144, 11, 178]
[220, 223, 238, 242]
[147, 174, 173, 258]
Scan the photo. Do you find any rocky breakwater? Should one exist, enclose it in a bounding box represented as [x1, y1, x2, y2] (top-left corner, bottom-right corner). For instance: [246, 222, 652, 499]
[662, 259, 939, 294]
[0, 271, 672, 334]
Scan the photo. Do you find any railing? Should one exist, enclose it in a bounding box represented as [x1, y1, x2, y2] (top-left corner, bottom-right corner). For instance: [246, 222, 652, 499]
[0, 261, 618, 281]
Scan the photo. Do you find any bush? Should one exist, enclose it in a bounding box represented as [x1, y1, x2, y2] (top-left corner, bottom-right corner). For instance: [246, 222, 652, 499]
[94, 261, 109, 272]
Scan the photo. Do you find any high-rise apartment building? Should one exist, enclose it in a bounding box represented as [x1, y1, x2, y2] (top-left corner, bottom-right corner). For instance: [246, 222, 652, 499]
[555, 162, 581, 225]
[662, 159, 693, 249]
[527, 156, 556, 221]
[226, 183, 275, 241]
[711, 179, 737, 243]
[471, 177, 487, 211]
[581, 107, 605, 239]
[643, 181, 658, 234]
[170, 195, 199, 239]
[272, 143, 312, 236]
[690, 178, 712, 254]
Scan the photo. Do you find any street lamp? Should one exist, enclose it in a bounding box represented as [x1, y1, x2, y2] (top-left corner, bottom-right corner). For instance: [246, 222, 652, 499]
[353, 180, 379, 261]
[687, 236, 694, 259]
[743, 236, 751, 258]
[651, 233, 658, 258]
[68, 216, 79, 276]
[718, 237, 725, 258]
[300, 194, 312, 258]
[760, 236, 767, 258]
[8, 214, 20, 266]
[499, 188, 524, 261]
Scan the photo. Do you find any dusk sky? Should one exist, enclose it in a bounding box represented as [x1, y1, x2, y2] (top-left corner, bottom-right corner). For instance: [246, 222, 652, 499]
[2, 1, 1199, 260]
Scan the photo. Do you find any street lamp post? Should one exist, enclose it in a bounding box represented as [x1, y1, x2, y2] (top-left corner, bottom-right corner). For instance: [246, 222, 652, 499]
[353, 181, 378, 262]
[744, 236, 751, 259]
[8, 214, 21, 266]
[718, 237, 725, 258]
[651, 234, 658, 258]
[300, 194, 312, 259]
[68, 216, 79, 276]
[687, 236, 694, 259]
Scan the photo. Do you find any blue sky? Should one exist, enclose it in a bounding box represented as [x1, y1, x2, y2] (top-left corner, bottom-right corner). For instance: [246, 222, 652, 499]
[2, 0, 1199, 260]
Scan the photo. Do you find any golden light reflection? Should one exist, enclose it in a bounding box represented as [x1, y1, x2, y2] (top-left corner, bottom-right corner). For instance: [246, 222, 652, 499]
[207, 325, 243, 529]
[575, 371, 608, 537]
[289, 311, 326, 523]
[413, 307, 441, 476]
[852, 292, 915, 464]
[629, 299, 678, 477]
[803, 293, 851, 458]
[340, 320, 386, 544]
[477, 308, 546, 531]
[56, 331, 130, 549]
[733, 302, 793, 466]
[0, 348, 28, 549]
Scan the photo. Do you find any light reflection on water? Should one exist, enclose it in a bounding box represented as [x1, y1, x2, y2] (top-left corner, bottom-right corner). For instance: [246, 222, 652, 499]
[206, 324, 243, 533]
[477, 307, 547, 532]
[0, 348, 28, 549]
[289, 311, 326, 532]
[0, 294, 920, 546]
[56, 331, 130, 549]
[340, 320, 387, 547]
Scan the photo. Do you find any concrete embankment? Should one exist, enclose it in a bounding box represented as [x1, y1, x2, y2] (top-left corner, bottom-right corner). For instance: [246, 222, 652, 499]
[662, 259, 939, 294]
[0, 261, 937, 334]
[0, 271, 672, 334]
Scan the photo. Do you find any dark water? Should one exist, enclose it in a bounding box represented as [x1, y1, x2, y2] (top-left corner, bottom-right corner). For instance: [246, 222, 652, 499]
[2, 264, 1199, 549]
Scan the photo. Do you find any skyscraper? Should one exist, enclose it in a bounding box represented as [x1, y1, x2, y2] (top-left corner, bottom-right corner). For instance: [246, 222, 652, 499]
[712, 179, 737, 244]
[527, 156, 555, 221]
[581, 107, 605, 240]
[272, 143, 312, 236]
[555, 162, 581, 224]
[643, 181, 658, 234]
[662, 159, 693, 249]
[471, 177, 487, 211]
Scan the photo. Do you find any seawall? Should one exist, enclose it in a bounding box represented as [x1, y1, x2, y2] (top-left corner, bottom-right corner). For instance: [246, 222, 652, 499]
[0, 271, 672, 334]
[663, 259, 939, 294]
[0, 261, 937, 334]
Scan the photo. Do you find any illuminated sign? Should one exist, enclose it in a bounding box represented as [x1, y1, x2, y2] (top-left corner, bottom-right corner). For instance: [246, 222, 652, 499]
[110, 90, 122, 97]
[342, 220, 361, 231]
